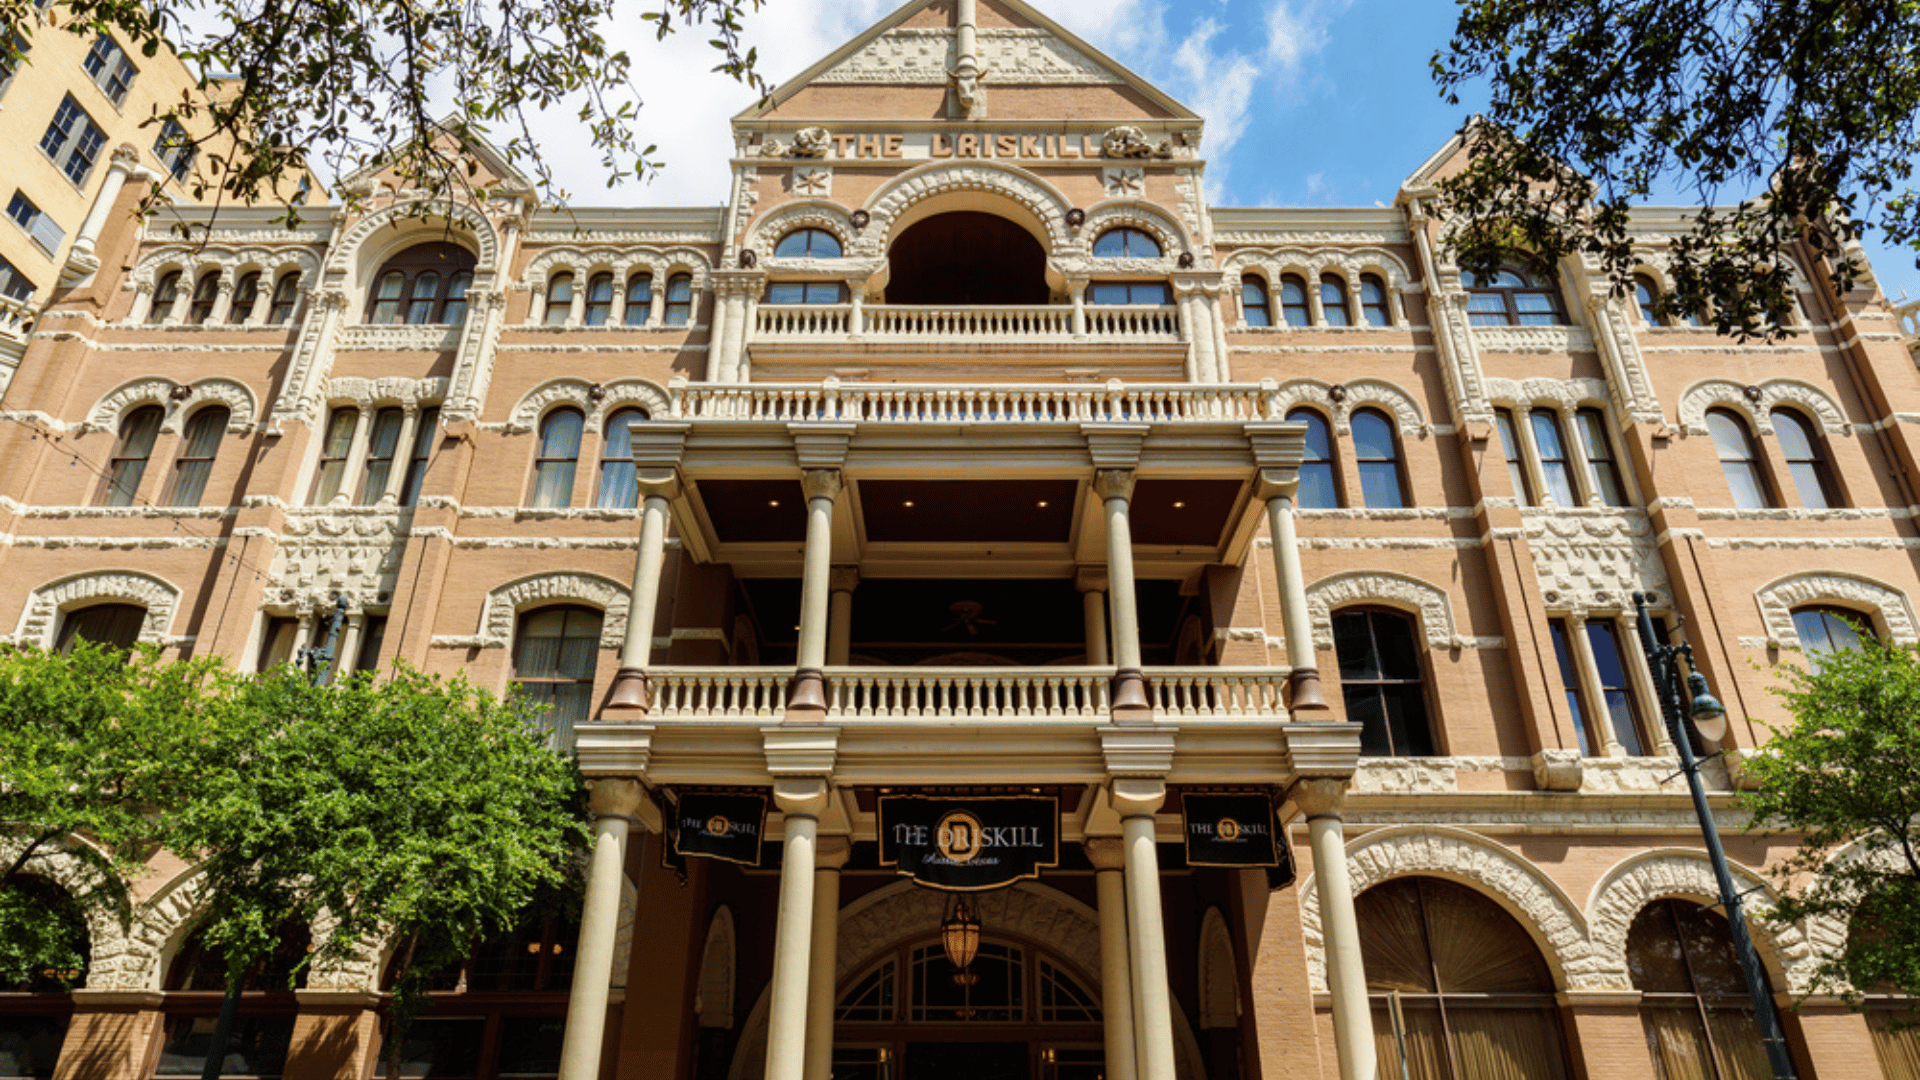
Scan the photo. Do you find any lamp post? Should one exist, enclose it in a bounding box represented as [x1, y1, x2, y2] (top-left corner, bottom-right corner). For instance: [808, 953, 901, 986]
[1631, 592, 1799, 1080]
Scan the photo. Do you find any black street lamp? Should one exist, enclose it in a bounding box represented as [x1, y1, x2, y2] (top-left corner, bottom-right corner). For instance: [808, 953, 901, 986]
[1631, 592, 1799, 1080]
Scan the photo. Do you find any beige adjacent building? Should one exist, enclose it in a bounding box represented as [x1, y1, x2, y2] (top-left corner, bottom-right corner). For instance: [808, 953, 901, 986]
[1, 2, 1917, 1080]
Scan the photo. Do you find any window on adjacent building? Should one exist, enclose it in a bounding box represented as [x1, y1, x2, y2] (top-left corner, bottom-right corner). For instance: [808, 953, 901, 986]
[1792, 605, 1866, 664]
[310, 408, 359, 504]
[153, 119, 196, 183]
[399, 407, 439, 507]
[1359, 274, 1391, 327]
[7, 190, 64, 256]
[1771, 408, 1841, 509]
[1333, 608, 1434, 756]
[623, 273, 652, 326]
[103, 405, 162, 506]
[1576, 408, 1630, 506]
[596, 408, 650, 509]
[358, 407, 404, 504]
[55, 603, 146, 654]
[529, 409, 583, 508]
[267, 272, 300, 324]
[1529, 408, 1580, 506]
[664, 273, 693, 326]
[774, 228, 842, 258]
[1352, 409, 1408, 509]
[1289, 407, 1339, 509]
[149, 271, 182, 323]
[1465, 265, 1566, 326]
[0, 253, 35, 302]
[1319, 273, 1351, 327]
[513, 606, 601, 750]
[41, 95, 106, 185]
[1241, 274, 1271, 327]
[165, 406, 228, 507]
[229, 272, 260, 324]
[1705, 409, 1774, 509]
[1279, 274, 1310, 327]
[1630, 899, 1786, 1080]
[187, 271, 219, 324]
[1494, 409, 1534, 503]
[364, 243, 476, 325]
[766, 281, 848, 304]
[1088, 281, 1172, 305]
[582, 272, 614, 325]
[1092, 227, 1162, 258]
[82, 35, 136, 106]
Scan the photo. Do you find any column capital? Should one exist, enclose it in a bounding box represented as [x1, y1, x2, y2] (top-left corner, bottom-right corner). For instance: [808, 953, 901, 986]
[587, 776, 656, 825]
[772, 777, 832, 819]
[1254, 468, 1299, 503]
[829, 564, 861, 593]
[1083, 422, 1148, 471]
[791, 423, 856, 471]
[1082, 836, 1126, 870]
[1074, 565, 1109, 593]
[815, 834, 853, 869]
[800, 467, 844, 501]
[1107, 777, 1166, 818]
[1092, 468, 1136, 501]
[634, 468, 682, 502]
[1287, 776, 1348, 820]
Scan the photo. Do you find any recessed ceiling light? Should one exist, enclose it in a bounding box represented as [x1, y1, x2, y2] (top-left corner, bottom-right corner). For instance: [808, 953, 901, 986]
[903, 500, 915, 507]
[1036, 500, 1049, 508]
[768, 500, 780, 507]
[1173, 501, 1186, 508]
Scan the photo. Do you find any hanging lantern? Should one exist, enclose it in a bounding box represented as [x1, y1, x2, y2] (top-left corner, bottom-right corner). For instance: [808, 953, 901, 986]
[940, 896, 981, 987]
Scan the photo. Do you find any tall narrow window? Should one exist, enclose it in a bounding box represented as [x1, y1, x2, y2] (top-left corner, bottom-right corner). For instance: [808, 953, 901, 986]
[187, 272, 219, 324]
[1706, 409, 1773, 509]
[368, 272, 405, 325]
[82, 35, 136, 105]
[1241, 275, 1272, 327]
[1577, 408, 1629, 506]
[166, 406, 227, 507]
[268, 273, 300, 323]
[1279, 275, 1310, 327]
[40, 95, 106, 185]
[1494, 409, 1534, 503]
[1319, 274, 1351, 327]
[257, 616, 298, 671]
[1548, 619, 1594, 755]
[513, 606, 602, 749]
[103, 405, 162, 506]
[440, 271, 472, 325]
[529, 409, 583, 508]
[1289, 408, 1338, 509]
[1585, 619, 1646, 754]
[359, 407, 404, 504]
[399, 407, 439, 507]
[1359, 274, 1391, 327]
[596, 408, 648, 509]
[310, 408, 358, 504]
[1771, 409, 1841, 509]
[229, 272, 260, 324]
[624, 273, 652, 326]
[1332, 608, 1434, 756]
[152, 119, 196, 182]
[1791, 605, 1866, 664]
[583, 273, 614, 326]
[353, 615, 388, 675]
[1352, 409, 1408, 509]
[149, 271, 181, 324]
[56, 604, 146, 654]
[1630, 899, 1783, 1080]
[543, 273, 574, 326]
[1529, 409, 1580, 506]
[1634, 274, 1663, 325]
[664, 274, 693, 326]
[405, 272, 441, 325]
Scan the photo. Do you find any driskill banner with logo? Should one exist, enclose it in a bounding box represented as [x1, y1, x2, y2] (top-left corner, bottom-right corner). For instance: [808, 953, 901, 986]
[879, 796, 1059, 891]
[1182, 793, 1280, 867]
[674, 792, 768, 866]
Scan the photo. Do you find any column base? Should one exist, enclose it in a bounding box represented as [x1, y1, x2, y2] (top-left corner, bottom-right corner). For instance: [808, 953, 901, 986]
[1287, 667, 1330, 714]
[602, 667, 650, 722]
[1111, 667, 1153, 724]
[786, 667, 828, 720]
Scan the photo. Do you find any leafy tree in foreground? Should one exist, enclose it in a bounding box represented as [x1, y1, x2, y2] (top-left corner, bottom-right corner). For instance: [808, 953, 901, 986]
[1741, 632, 1920, 1000]
[170, 662, 588, 1080]
[1434, 0, 1920, 340]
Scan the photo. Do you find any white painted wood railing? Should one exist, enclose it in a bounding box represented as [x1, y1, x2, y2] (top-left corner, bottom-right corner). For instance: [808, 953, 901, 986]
[754, 303, 1179, 342]
[1143, 667, 1292, 719]
[647, 667, 793, 720]
[670, 379, 1283, 424]
[823, 666, 1112, 720]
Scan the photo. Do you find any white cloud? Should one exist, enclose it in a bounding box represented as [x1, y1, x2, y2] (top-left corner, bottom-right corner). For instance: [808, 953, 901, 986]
[1264, 0, 1350, 81]
[1166, 18, 1261, 199]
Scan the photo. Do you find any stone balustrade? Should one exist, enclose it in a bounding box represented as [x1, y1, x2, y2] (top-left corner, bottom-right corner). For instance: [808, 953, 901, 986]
[753, 302, 1180, 343]
[668, 378, 1285, 425]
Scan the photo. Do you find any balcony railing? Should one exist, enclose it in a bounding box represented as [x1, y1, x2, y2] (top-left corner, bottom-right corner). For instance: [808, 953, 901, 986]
[753, 303, 1181, 344]
[825, 666, 1112, 720]
[668, 379, 1282, 425]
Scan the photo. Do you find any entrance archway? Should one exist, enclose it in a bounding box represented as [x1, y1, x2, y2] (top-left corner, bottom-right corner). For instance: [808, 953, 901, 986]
[885, 213, 1049, 305]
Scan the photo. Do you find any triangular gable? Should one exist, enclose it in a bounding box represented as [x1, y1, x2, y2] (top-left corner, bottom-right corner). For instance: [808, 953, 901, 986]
[335, 114, 535, 193]
[735, 0, 1198, 122]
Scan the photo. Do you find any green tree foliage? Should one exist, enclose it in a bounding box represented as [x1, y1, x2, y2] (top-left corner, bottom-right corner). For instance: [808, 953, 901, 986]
[1741, 632, 1920, 999]
[1433, 0, 1920, 340]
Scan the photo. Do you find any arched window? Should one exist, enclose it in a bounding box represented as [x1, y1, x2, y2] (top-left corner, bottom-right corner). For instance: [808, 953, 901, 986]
[1629, 899, 1783, 1080]
[1092, 227, 1162, 258]
[1529, 409, 1579, 506]
[596, 408, 650, 508]
[186, 272, 219, 324]
[103, 404, 163, 506]
[513, 606, 601, 749]
[165, 406, 228, 507]
[1333, 608, 1434, 756]
[1493, 409, 1534, 503]
[1288, 407, 1338, 509]
[364, 242, 476, 325]
[1466, 265, 1566, 326]
[529, 409, 583, 508]
[1280, 274, 1311, 327]
[149, 271, 182, 324]
[1635, 274, 1664, 325]
[1706, 409, 1774, 509]
[55, 603, 146, 654]
[267, 272, 300, 324]
[664, 273, 693, 327]
[1352, 409, 1408, 509]
[229, 272, 260, 325]
[624, 273, 652, 326]
[543, 273, 574, 327]
[1231, 274, 1270, 327]
[1320, 273, 1351, 327]
[158, 923, 304, 1079]
[441, 271, 472, 326]
[766, 281, 848, 305]
[368, 271, 405, 325]
[1771, 409, 1841, 509]
[310, 407, 359, 505]
[1360, 274, 1391, 327]
[399, 407, 440, 508]
[1361, 877, 1570, 1080]
[405, 272, 441, 324]
[359, 407, 405, 504]
[1791, 605, 1866, 662]
[774, 228, 842, 259]
[583, 272, 614, 326]
[1576, 408, 1629, 506]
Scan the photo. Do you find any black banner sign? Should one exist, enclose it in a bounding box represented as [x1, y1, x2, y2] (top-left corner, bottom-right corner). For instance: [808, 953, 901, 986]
[1182, 794, 1279, 867]
[673, 793, 768, 866]
[879, 796, 1059, 891]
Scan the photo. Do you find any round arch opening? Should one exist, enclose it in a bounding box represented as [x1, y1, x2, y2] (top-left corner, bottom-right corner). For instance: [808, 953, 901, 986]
[885, 212, 1049, 306]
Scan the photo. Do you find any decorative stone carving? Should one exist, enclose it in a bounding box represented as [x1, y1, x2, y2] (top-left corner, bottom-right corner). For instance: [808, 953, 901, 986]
[1079, 203, 1190, 260]
[322, 199, 499, 274]
[859, 163, 1071, 259]
[1483, 376, 1611, 414]
[744, 205, 854, 260]
[472, 572, 631, 649]
[812, 28, 1119, 86]
[1523, 510, 1669, 610]
[790, 166, 832, 197]
[507, 377, 672, 434]
[126, 247, 321, 298]
[267, 509, 409, 612]
[84, 377, 259, 435]
[521, 246, 712, 292]
[1260, 378, 1427, 438]
[15, 571, 180, 648]
[1101, 167, 1144, 198]
[1754, 571, 1918, 647]
[1101, 125, 1168, 159]
[1222, 247, 1416, 327]
[1471, 324, 1596, 354]
[791, 127, 832, 158]
[335, 325, 462, 351]
[1677, 377, 1850, 436]
[325, 376, 451, 410]
[1304, 571, 1461, 649]
[1586, 851, 1817, 993]
[0, 835, 133, 989]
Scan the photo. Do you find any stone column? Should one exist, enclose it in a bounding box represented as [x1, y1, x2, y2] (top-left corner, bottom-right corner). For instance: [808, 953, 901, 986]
[787, 470, 842, 716]
[1078, 567, 1110, 666]
[607, 473, 680, 713]
[167, 282, 193, 324]
[568, 273, 588, 326]
[290, 611, 316, 659]
[1250, 427, 1328, 712]
[208, 278, 236, 325]
[1083, 838, 1138, 1080]
[765, 781, 829, 1080]
[1290, 777, 1377, 1080]
[1113, 781, 1176, 1080]
[379, 407, 420, 505]
[1070, 279, 1089, 339]
[827, 566, 859, 666]
[334, 405, 373, 506]
[609, 279, 628, 326]
[1095, 470, 1152, 720]
[802, 835, 852, 1080]
[556, 778, 651, 1080]
[65, 144, 140, 270]
[335, 613, 365, 679]
[1567, 612, 1624, 755]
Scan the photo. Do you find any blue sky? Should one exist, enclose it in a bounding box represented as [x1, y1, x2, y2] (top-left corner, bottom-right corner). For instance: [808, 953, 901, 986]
[538, 0, 1920, 305]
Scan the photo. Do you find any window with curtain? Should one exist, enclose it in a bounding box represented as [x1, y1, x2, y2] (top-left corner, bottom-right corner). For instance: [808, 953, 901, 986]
[1705, 409, 1774, 509]
[1466, 266, 1566, 326]
[399, 407, 439, 507]
[1332, 608, 1435, 756]
[440, 272, 471, 325]
[165, 406, 227, 508]
[1280, 274, 1311, 326]
[368, 272, 404, 325]
[1320, 274, 1352, 327]
[267, 273, 300, 324]
[310, 408, 359, 504]
[1361, 876, 1570, 1080]
[1576, 408, 1630, 506]
[1630, 899, 1781, 1080]
[544, 273, 574, 325]
[664, 273, 693, 326]
[624, 273, 653, 326]
[363, 243, 476, 325]
[529, 409, 583, 509]
[358, 407, 404, 504]
[1092, 227, 1162, 258]
[1529, 409, 1580, 506]
[1288, 408, 1338, 509]
[55, 603, 145, 655]
[103, 405, 162, 506]
[1352, 409, 1408, 509]
[1770, 409, 1841, 509]
[513, 606, 601, 750]
[229, 272, 260, 324]
[774, 228, 843, 258]
[1494, 410, 1534, 504]
[405, 272, 441, 324]
[583, 272, 614, 325]
[1360, 274, 1391, 326]
[187, 272, 219, 324]
[596, 408, 650, 509]
[1791, 605, 1866, 664]
[1241, 275, 1272, 327]
[149, 271, 181, 323]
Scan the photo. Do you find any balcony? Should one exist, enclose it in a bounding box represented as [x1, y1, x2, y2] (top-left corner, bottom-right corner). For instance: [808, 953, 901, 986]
[668, 377, 1281, 426]
[747, 303, 1188, 378]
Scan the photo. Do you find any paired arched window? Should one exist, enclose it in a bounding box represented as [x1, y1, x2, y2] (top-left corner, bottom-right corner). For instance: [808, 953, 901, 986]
[1352, 409, 1408, 509]
[1548, 615, 1647, 755]
[583, 272, 615, 326]
[1466, 265, 1566, 326]
[774, 228, 842, 259]
[365, 242, 476, 325]
[596, 408, 651, 508]
[1289, 407, 1338, 509]
[1629, 899, 1784, 1080]
[1332, 607, 1434, 756]
[230, 272, 260, 325]
[664, 273, 694, 326]
[1241, 274, 1272, 327]
[1360, 274, 1391, 326]
[1771, 408, 1841, 508]
[1280, 274, 1310, 326]
[529, 409, 583, 508]
[149, 271, 181, 324]
[187, 271, 219, 324]
[55, 603, 146, 654]
[1092, 227, 1162, 258]
[1705, 409, 1773, 510]
[1320, 274, 1351, 327]
[103, 404, 163, 506]
[513, 605, 602, 749]
[164, 406, 228, 507]
[267, 272, 301, 324]
[1495, 406, 1630, 508]
[624, 273, 652, 326]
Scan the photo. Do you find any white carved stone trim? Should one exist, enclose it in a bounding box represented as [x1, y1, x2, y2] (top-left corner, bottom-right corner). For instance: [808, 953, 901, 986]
[15, 570, 181, 648]
[1081, 199, 1193, 258]
[324, 199, 500, 276]
[1470, 324, 1596, 353]
[860, 161, 1072, 259]
[0, 833, 134, 990]
[1753, 571, 1918, 648]
[125, 246, 322, 310]
[335, 325, 463, 351]
[1677, 378, 1850, 436]
[324, 376, 452, 410]
[1298, 825, 1599, 993]
[1483, 376, 1612, 414]
[84, 377, 259, 435]
[522, 245, 714, 291]
[1305, 571, 1459, 649]
[695, 906, 737, 1028]
[812, 27, 1122, 86]
[1259, 377, 1426, 437]
[1222, 246, 1416, 327]
[476, 571, 630, 649]
[506, 377, 672, 434]
[1585, 849, 1817, 993]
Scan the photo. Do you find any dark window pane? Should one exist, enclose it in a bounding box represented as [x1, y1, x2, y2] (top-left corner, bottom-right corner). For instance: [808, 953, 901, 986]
[1333, 611, 1380, 681]
[497, 1015, 566, 1078]
[377, 1017, 485, 1079]
[1585, 621, 1644, 754]
[1549, 620, 1592, 756]
[1494, 409, 1533, 504]
[0, 1015, 67, 1079]
[1372, 614, 1423, 680]
[154, 1016, 294, 1078]
[1320, 275, 1350, 326]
